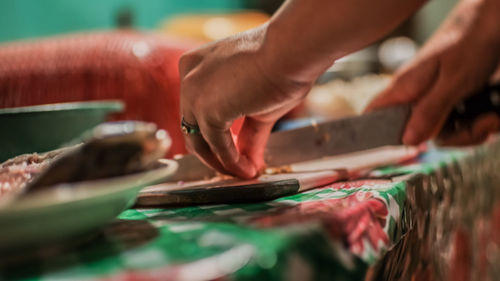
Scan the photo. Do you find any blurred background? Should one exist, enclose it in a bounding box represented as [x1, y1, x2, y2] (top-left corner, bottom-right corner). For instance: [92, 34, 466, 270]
[0, 0, 277, 42]
[0, 0, 455, 43]
[0, 0, 456, 157]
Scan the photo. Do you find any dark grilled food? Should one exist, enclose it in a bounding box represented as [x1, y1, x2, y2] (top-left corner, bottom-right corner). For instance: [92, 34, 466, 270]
[0, 121, 170, 205]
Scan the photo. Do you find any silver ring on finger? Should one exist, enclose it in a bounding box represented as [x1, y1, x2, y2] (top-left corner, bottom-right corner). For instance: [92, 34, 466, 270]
[181, 116, 201, 135]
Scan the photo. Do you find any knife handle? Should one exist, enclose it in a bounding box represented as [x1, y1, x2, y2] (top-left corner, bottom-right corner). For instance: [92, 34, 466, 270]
[441, 82, 500, 135]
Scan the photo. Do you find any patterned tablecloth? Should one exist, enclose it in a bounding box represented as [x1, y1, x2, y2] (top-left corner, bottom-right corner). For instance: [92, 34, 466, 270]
[2, 140, 500, 281]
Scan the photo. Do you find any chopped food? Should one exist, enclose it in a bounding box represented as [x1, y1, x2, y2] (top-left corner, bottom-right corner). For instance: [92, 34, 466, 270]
[0, 149, 65, 198]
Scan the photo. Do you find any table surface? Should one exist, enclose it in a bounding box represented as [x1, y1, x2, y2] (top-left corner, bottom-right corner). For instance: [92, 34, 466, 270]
[0, 147, 467, 281]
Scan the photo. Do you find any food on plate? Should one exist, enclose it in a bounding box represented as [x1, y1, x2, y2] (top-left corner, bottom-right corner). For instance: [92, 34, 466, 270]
[0, 149, 65, 198]
[0, 121, 171, 205]
[28, 121, 170, 191]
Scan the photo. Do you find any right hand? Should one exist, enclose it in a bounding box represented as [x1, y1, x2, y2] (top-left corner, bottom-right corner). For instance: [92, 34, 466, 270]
[367, 0, 500, 146]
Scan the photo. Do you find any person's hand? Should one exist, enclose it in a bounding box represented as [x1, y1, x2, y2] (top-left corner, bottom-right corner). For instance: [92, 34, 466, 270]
[179, 26, 314, 178]
[367, 0, 500, 146]
[179, 0, 427, 178]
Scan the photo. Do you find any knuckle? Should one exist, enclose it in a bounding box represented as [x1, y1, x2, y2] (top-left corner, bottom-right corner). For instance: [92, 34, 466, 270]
[179, 50, 196, 65]
[178, 54, 192, 77]
[202, 113, 229, 131]
[178, 51, 202, 77]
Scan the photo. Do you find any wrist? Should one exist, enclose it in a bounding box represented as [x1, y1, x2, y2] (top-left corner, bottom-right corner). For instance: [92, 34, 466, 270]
[258, 18, 335, 85]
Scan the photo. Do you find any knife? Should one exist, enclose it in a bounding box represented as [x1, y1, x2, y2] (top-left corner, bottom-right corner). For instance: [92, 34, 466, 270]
[169, 80, 500, 180]
[137, 82, 500, 206]
[135, 105, 411, 206]
[167, 104, 410, 182]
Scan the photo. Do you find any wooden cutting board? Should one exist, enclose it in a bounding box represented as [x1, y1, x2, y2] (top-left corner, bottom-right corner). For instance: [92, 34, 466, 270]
[135, 146, 419, 207]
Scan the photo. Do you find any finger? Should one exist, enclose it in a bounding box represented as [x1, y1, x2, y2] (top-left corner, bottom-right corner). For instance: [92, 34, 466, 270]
[471, 113, 500, 141]
[437, 113, 500, 146]
[236, 117, 275, 171]
[365, 57, 439, 112]
[402, 84, 455, 146]
[400, 58, 475, 145]
[181, 112, 230, 175]
[184, 133, 231, 175]
[200, 119, 257, 179]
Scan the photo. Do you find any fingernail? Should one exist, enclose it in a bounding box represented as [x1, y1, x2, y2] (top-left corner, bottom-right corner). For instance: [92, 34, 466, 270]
[403, 129, 417, 145]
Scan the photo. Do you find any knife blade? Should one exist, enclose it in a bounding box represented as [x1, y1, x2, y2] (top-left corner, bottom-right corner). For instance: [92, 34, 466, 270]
[168, 105, 411, 181]
[264, 105, 411, 166]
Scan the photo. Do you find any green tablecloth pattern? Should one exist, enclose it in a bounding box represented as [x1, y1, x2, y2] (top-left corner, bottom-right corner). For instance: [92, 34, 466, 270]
[4, 142, 499, 281]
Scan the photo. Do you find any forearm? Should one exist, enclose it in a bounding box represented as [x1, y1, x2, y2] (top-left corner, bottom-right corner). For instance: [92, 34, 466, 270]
[261, 0, 427, 82]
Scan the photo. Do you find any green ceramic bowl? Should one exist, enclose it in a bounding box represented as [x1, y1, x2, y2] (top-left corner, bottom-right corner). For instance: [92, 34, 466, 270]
[0, 159, 178, 251]
[0, 101, 124, 161]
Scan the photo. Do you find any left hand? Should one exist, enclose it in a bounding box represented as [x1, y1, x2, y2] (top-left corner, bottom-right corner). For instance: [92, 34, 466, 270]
[367, 0, 500, 146]
[179, 26, 314, 179]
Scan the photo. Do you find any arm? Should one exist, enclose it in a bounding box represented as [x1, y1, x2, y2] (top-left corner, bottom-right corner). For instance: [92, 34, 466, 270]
[180, 0, 427, 178]
[262, 0, 427, 83]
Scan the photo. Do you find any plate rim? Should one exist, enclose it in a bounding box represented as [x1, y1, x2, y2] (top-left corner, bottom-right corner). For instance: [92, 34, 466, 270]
[0, 100, 124, 115]
[0, 159, 178, 213]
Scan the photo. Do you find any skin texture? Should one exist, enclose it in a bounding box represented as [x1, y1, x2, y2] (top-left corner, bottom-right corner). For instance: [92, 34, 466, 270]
[367, 0, 500, 146]
[179, 0, 426, 178]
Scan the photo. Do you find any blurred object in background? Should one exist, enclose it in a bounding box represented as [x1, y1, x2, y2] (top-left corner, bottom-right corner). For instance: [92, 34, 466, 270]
[0, 101, 123, 161]
[0, 31, 194, 157]
[378, 37, 418, 72]
[0, 0, 456, 157]
[241, 0, 283, 15]
[0, 2, 275, 158]
[0, 0, 250, 43]
[0, 0, 453, 45]
[309, 35, 417, 121]
[413, 0, 456, 43]
[115, 6, 134, 29]
[316, 35, 418, 84]
[306, 75, 391, 119]
[160, 12, 270, 42]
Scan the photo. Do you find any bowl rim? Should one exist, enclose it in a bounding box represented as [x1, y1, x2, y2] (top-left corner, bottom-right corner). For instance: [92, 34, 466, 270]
[0, 159, 178, 213]
[0, 100, 124, 115]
